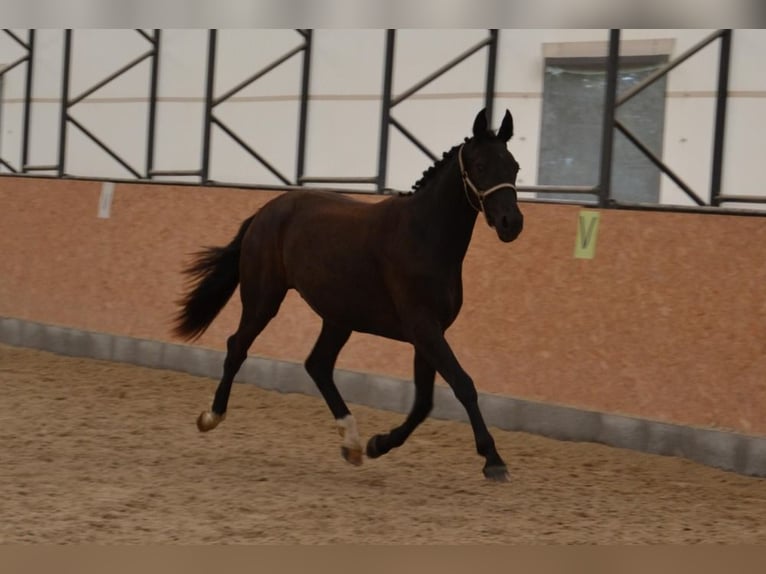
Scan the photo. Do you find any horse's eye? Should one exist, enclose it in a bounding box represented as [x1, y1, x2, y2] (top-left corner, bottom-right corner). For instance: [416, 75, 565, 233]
[476, 163, 486, 173]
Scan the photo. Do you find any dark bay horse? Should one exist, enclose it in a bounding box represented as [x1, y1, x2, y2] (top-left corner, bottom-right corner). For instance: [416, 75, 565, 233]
[173, 108, 523, 481]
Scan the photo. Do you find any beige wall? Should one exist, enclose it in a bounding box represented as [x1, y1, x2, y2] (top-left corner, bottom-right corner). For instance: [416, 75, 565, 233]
[1, 177, 765, 436]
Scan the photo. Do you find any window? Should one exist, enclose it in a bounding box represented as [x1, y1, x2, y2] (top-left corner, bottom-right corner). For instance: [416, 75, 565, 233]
[538, 40, 672, 204]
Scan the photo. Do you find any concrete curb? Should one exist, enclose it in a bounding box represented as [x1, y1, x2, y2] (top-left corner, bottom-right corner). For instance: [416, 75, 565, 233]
[2, 316, 765, 478]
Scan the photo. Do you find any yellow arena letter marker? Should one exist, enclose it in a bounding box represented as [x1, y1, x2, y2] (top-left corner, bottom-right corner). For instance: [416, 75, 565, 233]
[574, 210, 600, 259]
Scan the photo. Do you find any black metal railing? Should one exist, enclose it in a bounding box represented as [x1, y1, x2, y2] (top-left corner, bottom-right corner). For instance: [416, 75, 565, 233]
[598, 29, 748, 209]
[0, 29, 34, 174]
[298, 29, 501, 192]
[148, 29, 312, 186]
[0, 28, 764, 215]
[55, 29, 161, 179]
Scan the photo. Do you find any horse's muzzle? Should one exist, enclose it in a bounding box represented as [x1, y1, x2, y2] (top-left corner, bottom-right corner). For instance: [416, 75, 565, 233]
[495, 212, 523, 243]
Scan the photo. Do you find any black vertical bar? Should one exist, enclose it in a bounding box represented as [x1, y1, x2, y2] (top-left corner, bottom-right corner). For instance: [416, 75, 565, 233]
[146, 29, 161, 179]
[710, 29, 731, 207]
[598, 29, 620, 208]
[0, 76, 4, 167]
[484, 29, 498, 127]
[376, 30, 396, 193]
[296, 29, 312, 185]
[58, 29, 72, 177]
[21, 30, 35, 173]
[200, 29, 217, 184]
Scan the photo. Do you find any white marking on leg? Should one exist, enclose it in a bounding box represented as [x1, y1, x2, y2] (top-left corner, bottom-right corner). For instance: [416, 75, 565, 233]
[197, 410, 225, 432]
[336, 414, 362, 450]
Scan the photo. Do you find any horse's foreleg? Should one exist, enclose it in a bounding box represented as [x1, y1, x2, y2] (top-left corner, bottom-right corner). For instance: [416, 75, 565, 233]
[366, 351, 435, 458]
[408, 320, 509, 482]
[304, 322, 363, 465]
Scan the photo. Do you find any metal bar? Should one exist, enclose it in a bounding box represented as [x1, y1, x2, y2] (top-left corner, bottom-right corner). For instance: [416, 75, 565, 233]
[521, 197, 599, 207]
[21, 30, 34, 174]
[145, 30, 161, 178]
[391, 35, 492, 107]
[517, 185, 599, 195]
[0, 171, 385, 197]
[0, 84, 4, 172]
[376, 30, 396, 192]
[715, 195, 766, 204]
[710, 29, 731, 207]
[0, 77, 5, 168]
[135, 28, 153, 44]
[3, 29, 29, 50]
[23, 164, 59, 171]
[4, 171, 765, 216]
[296, 29, 309, 40]
[390, 116, 437, 162]
[68, 116, 143, 178]
[212, 43, 306, 107]
[299, 176, 378, 184]
[598, 29, 620, 208]
[0, 157, 18, 172]
[68, 50, 153, 107]
[615, 119, 706, 206]
[296, 29, 312, 184]
[58, 30, 72, 177]
[148, 169, 202, 177]
[484, 29, 498, 125]
[609, 200, 766, 217]
[0, 54, 29, 77]
[616, 29, 725, 107]
[200, 30, 217, 184]
[212, 116, 292, 185]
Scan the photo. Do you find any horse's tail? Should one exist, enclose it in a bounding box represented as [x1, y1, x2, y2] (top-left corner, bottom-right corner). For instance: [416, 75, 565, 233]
[172, 215, 255, 341]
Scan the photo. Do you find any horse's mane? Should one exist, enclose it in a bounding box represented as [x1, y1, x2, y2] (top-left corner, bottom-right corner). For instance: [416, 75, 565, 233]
[398, 137, 471, 197]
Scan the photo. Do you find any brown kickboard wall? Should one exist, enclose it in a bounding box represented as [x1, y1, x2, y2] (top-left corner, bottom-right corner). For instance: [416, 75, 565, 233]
[1, 177, 765, 436]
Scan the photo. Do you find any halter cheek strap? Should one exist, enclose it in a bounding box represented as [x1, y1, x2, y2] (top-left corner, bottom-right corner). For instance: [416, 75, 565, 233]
[458, 143, 517, 216]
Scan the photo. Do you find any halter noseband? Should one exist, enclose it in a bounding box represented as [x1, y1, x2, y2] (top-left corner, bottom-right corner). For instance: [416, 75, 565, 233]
[458, 143, 517, 216]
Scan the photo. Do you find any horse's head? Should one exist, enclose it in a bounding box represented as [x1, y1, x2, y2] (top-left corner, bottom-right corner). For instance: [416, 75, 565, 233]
[459, 108, 523, 243]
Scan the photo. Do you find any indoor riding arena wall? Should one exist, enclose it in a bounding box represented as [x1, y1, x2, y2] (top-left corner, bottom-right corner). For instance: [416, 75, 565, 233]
[2, 176, 765, 474]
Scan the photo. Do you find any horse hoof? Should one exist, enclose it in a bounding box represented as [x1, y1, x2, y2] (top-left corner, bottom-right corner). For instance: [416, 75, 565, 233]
[197, 411, 224, 432]
[365, 434, 384, 459]
[483, 465, 510, 482]
[341, 446, 364, 466]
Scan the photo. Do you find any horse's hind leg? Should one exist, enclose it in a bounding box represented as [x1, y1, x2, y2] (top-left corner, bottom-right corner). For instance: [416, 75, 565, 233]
[304, 321, 362, 465]
[197, 288, 286, 432]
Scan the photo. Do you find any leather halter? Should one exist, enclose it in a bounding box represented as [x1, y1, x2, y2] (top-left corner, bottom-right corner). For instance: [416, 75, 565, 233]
[458, 143, 517, 217]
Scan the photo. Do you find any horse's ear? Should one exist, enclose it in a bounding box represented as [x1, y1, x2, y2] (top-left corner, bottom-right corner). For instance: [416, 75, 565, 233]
[472, 108, 488, 137]
[497, 109, 514, 142]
